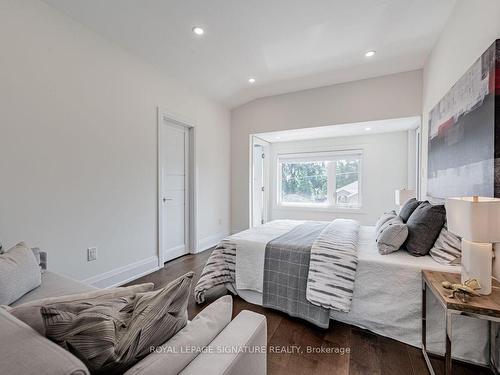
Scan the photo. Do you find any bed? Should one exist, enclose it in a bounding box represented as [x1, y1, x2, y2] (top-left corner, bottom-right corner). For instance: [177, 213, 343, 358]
[195, 220, 489, 365]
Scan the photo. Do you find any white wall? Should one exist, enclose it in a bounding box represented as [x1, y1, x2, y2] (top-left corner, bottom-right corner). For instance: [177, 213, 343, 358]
[268, 132, 411, 225]
[421, 0, 500, 197]
[231, 70, 422, 233]
[0, 0, 231, 284]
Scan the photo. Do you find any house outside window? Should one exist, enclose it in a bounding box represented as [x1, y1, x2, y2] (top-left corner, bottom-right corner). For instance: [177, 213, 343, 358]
[277, 150, 362, 209]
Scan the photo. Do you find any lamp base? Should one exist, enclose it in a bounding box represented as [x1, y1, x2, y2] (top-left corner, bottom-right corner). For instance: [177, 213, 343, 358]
[461, 239, 493, 295]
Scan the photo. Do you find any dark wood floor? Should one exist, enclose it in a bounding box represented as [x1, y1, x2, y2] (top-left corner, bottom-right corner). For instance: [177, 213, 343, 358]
[127, 249, 492, 375]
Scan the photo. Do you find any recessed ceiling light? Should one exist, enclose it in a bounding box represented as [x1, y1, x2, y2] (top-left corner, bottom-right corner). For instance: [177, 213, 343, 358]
[192, 26, 204, 36]
[365, 50, 376, 57]
[276, 136, 281, 139]
[248, 78, 256, 84]
[365, 127, 372, 131]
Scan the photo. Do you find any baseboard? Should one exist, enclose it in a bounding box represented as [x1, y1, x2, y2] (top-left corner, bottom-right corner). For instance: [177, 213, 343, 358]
[196, 232, 227, 253]
[82, 256, 160, 289]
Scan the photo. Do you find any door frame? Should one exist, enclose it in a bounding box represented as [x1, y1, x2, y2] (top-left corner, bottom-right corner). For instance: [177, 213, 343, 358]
[249, 135, 270, 228]
[157, 107, 198, 267]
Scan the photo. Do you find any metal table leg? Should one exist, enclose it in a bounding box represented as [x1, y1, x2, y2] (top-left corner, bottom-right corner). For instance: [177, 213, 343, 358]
[445, 311, 452, 375]
[422, 280, 436, 375]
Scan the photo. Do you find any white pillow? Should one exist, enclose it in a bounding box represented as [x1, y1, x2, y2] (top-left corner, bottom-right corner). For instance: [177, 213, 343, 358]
[375, 210, 397, 235]
[376, 216, 408, 255]
[0, 242, 41, 305]
[429, 227, 461, 265]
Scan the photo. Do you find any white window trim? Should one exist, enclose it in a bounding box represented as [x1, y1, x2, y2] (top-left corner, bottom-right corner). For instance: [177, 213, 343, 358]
[276, 149, 363, 211]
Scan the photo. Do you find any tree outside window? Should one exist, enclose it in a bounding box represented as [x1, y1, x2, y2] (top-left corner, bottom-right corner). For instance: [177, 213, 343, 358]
[279, 152, 361, 208]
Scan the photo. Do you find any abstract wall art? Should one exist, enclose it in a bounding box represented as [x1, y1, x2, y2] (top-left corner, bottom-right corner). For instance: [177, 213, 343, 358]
[428, 39, 500, 199]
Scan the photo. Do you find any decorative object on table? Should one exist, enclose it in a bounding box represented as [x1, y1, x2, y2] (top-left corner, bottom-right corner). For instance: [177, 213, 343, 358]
[395, 188, 416, 207]
[427, 39, 500, 200]
[446, 196, 500, 295]
[441, 278, 481, 302]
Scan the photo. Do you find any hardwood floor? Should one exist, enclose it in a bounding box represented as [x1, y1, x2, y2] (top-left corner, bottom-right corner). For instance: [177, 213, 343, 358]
[126, 249, 492, 375]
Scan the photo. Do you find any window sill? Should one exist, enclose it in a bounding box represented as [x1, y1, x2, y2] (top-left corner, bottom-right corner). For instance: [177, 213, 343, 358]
[275, 204, 366, 214]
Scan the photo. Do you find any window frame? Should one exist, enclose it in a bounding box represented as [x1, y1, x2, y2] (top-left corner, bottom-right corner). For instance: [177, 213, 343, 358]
[276, 150, 363, 210]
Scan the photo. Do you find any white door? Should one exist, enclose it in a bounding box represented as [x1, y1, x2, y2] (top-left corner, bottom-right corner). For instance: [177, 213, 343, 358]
[252, 144, 265, 227]
[160, 120, 189, 262]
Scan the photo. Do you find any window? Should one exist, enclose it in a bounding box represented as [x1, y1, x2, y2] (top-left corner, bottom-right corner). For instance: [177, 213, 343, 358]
[278, 150, 362, 209]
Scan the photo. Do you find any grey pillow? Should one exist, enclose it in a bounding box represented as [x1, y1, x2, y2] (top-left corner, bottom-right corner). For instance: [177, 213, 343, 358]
[398, 198, 421, 222]
[0, 242, 42, 305]
[125, 295, 233, 375]
[8, 282, 154, 335]
[375, 210, 397, 234]
[429, 226, 461, 265]
[42, 272, 193, 375]
[405, 201, 446, 256]
[376, 216, 408, 255]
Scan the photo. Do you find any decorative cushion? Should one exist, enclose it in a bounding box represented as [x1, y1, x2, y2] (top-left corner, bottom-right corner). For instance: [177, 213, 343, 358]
[429, 226, 461, 265]
[405, 201, 446, 256]
[125, 295, 233, 375]
[398, 198, 422, 222]
[0, 242, 42, 305]
[0, 307, 89, 375]
[41, 272, 193, 375]
[8, 282, 154, 335]
[375, 210, 397, 234]
[376, 216, 408, 255]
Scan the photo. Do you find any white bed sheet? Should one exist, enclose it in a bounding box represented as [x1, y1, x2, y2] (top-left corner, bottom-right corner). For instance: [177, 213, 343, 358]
[232, 225, 489, 365]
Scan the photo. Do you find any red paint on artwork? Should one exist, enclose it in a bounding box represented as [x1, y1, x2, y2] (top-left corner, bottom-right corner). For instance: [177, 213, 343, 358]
[437, 118, 454, 137]
[496, 67, 500, 94]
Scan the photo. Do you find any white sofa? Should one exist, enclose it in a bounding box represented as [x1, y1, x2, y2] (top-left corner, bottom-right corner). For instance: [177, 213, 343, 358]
[0, 271, 267, 375]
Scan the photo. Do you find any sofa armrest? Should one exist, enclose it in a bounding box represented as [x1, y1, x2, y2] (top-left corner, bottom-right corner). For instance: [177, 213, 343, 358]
[180, 310, 267, 375]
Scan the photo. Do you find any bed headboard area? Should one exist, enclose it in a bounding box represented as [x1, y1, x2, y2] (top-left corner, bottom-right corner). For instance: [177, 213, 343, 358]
[427, 39, 500, 200]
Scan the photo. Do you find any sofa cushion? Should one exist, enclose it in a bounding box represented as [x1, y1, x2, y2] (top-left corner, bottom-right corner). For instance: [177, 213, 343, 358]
[398, 198, 421, 222]
[179, 310, 267, 375]
[10, 271, 97, 306]
[42, 272, 193, 374]
[405, 201, 446, 256]
[8, 282, 154, 335]
[125, 295, 233, 375]
[0, 307, 89, 375]
[0, 242, 41, 305]
[376, 216, 408, 255]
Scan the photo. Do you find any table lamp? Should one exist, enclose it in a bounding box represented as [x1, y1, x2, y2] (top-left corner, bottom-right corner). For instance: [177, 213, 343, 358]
[445, 196, 500, 295]
[395, 188, 416, 206]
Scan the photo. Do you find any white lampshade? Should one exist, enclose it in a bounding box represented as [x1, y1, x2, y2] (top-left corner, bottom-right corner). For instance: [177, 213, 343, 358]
[446, 197, 500, 243]
[395, 188, 415, 206]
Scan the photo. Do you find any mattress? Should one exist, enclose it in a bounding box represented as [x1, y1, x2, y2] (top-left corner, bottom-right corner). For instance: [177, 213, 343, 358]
[231, 225, 489, 365]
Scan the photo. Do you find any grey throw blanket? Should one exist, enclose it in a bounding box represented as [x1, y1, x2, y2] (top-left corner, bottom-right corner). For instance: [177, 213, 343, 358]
[263, 222, 331, 328]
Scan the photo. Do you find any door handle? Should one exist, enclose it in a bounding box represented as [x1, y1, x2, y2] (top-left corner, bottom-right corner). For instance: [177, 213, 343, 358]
[163, 198, 173, 202]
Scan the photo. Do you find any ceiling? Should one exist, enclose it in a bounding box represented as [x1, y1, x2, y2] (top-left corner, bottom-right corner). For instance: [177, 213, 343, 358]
[43, 0, 456, 108]
[256, 116, 421, 143]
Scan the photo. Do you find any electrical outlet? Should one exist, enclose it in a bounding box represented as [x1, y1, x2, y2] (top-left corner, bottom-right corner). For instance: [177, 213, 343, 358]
[87, 247, 97, 262]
